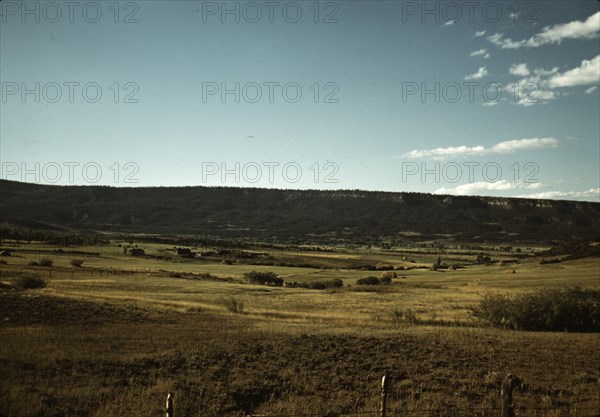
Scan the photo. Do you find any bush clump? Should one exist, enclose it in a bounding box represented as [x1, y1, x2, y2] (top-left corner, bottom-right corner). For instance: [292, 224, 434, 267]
[356, 276, 380, 285]
[39, 258, 54, 267]
[221, 296, 245, 314]
[14, 273, 47, 290]
[70, 259, 84, 267]
[356, 276, 391, 285]
[286, 279, 343, 290]
[379, 276, 392, 285]
[244, 271, 283, 287]
[469, 286, 600, 332]
[388, 308, 419, 325]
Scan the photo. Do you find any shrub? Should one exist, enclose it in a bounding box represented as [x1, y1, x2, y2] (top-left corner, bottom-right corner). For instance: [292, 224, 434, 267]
[356, 276, 380, 285]
[376, 265, 394, 271]
[469, 286, 600, 332]
[244, 271, 283, 287]
[14, 273, 47, 290]
[70, 259, 84, 267]
[39, 258, 53, 267]
[539, 259, 561, 265]
[379, 276, 392, 285]
[221, 296, 245, 314]
[356, 276, 382, 285]
[308, 281, 322, 289]
[388, 308, 419, 325]
[329, 278, 344, 288]
[288, 278, 344, 290]
[28, 261, 39, 266]
[404, 308, 419, 324]
[311, 278, 343, 289]
[389, 309, 404, 325]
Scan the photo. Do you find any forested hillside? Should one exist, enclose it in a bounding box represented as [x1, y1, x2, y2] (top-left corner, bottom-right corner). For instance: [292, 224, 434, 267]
[1, 180, 598, 244]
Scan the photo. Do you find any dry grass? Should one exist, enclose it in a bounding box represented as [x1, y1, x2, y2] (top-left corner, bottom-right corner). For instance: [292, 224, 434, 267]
[0, 241, 598, 416]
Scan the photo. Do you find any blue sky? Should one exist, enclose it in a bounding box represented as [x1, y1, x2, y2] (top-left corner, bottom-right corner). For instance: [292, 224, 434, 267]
[1, 1, 599, 201]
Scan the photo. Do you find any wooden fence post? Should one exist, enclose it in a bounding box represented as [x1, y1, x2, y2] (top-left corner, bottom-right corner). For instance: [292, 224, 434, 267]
[501, 374, 523, 417]
[166, 392, 174, 417]
[380, 374, 390, 417]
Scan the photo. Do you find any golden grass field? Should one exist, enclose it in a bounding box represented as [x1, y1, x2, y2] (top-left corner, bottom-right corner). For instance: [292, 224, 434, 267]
[0, 240, 599, 417]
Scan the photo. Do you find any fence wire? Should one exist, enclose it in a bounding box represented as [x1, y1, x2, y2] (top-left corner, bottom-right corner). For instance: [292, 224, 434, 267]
[243, 406, 600, 417]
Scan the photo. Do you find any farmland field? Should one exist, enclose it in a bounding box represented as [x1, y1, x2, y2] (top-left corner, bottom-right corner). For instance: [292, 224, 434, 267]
[0, 240, 598, 416]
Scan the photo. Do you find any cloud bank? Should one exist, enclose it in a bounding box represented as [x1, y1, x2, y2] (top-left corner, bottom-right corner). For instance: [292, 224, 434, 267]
[435, 180, 542, 196]
[506, 55, 599, 106]
[487, 11, 600, 49]
[401, 138, 559, 159]
[517, 188, 600, 201]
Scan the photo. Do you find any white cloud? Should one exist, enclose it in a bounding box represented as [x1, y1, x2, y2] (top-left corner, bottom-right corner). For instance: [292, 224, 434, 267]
[533, 11, 600, 43]
[474, 30, 486, 38]
[464, 67, 488, 80]
[524, 182, 544, 190]
[436, 184, 599, 200]
[487, 11, 600, 49]
[443, 20, 454, 27]
[506, 68, 560, 106]
[435, 180, 516, 195]
[509, 63, 530, 77]
[505, 57, 600, 105]
[470, 48, 490, 59]
[529, 89, 558, 101]
[401, 137, 558, 159]
[487, 33, 521, 49]
[585, 86, 598, 94]
[508, 83, 558, 106]
[490, 138, 559, 153]
[402, 145, 485, 159]
[435, 180, 543, 196]
[547, 55, 600, 88]
[517, 188, 600, 201]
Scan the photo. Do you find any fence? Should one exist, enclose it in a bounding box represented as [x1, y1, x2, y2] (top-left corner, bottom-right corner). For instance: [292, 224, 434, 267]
[163, 373, 567, 417]
[2, 264, 160, 278]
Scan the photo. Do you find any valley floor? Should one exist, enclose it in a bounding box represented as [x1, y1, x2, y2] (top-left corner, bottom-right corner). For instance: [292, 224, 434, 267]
[0, 241, 599, 416]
